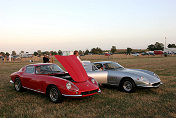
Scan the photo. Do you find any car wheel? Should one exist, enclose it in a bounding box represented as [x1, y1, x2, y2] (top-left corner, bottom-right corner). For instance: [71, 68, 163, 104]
[14, 78, 23, 92]
[48, 86, 63, 103]
[121, 78, 136, 93]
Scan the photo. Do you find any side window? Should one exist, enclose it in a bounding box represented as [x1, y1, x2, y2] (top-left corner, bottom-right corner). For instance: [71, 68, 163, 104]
[94, 63, 103, 69]
[92, 65, 98, 71]
[103, 63, 109, 70]
[25, 66, 35, 74]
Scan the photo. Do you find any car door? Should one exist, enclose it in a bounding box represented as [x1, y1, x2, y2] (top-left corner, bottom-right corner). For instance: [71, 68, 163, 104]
[103, 63, 120, 85]
[21, 65, 35, 89]
[87, 63, 108, 84]
[33, 65, 49, 93]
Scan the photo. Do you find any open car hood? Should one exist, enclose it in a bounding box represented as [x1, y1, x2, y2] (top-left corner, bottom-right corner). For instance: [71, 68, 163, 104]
[55, 55, 88, 82]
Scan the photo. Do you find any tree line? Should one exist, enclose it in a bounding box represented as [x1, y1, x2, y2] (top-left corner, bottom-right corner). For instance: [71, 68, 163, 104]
[0, 42, 175, 57]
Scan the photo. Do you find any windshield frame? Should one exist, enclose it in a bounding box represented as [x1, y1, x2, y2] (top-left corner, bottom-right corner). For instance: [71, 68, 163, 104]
[103, 62, 124, 70]
[35, 64, 64, 74]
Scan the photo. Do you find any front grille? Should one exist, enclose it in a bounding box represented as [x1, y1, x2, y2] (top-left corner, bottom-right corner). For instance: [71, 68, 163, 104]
[152, 82, 160, 86]
[81, 89, 98, 95]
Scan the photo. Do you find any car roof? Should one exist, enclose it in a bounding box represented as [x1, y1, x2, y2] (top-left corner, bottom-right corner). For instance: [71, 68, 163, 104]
[27, 63, 54, 66]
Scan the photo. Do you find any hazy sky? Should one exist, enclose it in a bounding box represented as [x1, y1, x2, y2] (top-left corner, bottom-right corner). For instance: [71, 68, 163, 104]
[0, 0, 176, 53]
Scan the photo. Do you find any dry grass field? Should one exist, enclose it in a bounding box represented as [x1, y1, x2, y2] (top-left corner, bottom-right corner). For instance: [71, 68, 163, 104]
[0, 56, 176, 118]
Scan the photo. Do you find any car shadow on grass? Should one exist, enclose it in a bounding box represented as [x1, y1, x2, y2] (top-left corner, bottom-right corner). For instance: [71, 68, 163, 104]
[100, 84, 161, 95]
[8, 85, 98, 104]
[7, 83, 162, 105]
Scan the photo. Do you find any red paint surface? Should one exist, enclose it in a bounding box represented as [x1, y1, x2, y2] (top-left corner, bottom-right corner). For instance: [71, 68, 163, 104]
[10, 63, 99, 98]
[55, 55, 88, 82]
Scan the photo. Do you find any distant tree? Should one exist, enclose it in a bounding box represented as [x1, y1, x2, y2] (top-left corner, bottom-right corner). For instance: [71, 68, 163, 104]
[0, 52, 5, 57]
[58, 50, 63, 55]
[42, 51, 50, 55]
[90, 48, 96, 54]
[155, 42, 164, 50]
[45, 51, 50, 55]
[11, 51, 16, 56]
[5, 52, 10, 56]
[90, 47, 103, 54]
[34, 52, 38, 56]
[84, 49, 89, 55]
[53, 51, 57, 55]
[37, 50, 42, 57]
[20, 51, 24, 53]
[50, 51, 57, 55]
[79, 50, 83, 55]
[147, 42, 164, 51]
[127, 48, 132, 55]
[168, 44, 176, 48]
[147, 44, 155, 51]
[111, 46, 117, 54]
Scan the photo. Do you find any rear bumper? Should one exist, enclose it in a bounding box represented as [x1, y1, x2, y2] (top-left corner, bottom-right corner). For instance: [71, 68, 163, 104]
[62, 89, 101, 97]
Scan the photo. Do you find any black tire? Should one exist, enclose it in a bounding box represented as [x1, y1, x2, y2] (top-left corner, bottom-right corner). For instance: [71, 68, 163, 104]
[48, 85, 63, 103]
[14, 78, 23, 92]
[120, 78, 136, 93]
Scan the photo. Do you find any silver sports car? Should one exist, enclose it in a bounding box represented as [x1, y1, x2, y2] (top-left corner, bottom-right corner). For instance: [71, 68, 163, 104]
[83, 61, 162, 92]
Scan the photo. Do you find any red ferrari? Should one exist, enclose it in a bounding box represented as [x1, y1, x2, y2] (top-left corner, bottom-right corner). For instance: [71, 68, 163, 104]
[10, 55, 100, 103]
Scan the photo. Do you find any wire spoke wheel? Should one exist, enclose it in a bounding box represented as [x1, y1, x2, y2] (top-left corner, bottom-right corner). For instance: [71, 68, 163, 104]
[49, 87, 59, 102]
[14, 79, 22, 91]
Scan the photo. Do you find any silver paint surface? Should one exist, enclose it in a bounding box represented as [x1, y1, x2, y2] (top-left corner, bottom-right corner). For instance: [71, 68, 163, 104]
[83, 61, 162, 87]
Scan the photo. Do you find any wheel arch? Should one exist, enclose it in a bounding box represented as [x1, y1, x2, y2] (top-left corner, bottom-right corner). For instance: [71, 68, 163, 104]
[46, 84, 57, 95]
[119, 77, 136, 86]
[12, 75, 20, 82]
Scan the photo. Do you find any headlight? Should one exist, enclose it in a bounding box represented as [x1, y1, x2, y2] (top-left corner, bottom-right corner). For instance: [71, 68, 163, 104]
[91, 78, 95, 84]
[66, 82, 79, 92]
[66, 82, 72, 90]
[90, 78, 98, 86]
[137, 76, 144, 80]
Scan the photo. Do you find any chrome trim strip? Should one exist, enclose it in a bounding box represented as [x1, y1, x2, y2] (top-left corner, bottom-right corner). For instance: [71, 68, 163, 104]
[62, 94, 82, 97]
[138, 85, 159, 88]
[137, 84, 160, 88]
[10, 80, 14, 84]
[22, 86, 45, 94]
[137, 81, 162, 88]
[62, 89, 101, 97]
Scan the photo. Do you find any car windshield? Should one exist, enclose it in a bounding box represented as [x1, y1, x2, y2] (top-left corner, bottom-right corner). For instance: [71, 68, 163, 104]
[36, 64, 64, 74]
[103, 62, 124, 70]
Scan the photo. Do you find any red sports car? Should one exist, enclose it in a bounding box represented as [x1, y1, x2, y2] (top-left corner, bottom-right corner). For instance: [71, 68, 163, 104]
[10, 55, 100, 103]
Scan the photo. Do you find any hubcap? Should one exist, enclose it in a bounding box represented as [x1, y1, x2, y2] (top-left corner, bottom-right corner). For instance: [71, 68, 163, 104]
[123, 81, 132, 92]
[15, 80, 20, 91]
[49, 88, 58, 102]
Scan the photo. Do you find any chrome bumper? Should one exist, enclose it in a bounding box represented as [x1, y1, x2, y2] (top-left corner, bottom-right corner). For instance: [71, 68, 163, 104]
[62, 94, 82, 97]
[62, 89, 101, 97]
[137, 82, 163, 88]
[10, 80, 14, 84]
